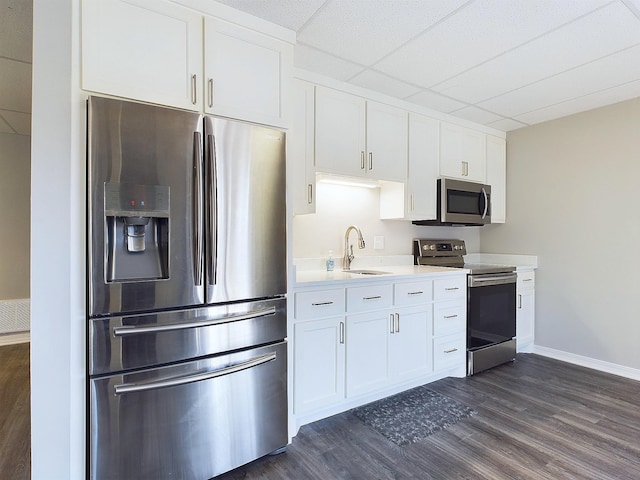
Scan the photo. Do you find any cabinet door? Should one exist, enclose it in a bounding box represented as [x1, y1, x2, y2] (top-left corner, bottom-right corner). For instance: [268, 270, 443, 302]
[204, 17, 292, 127]
[82, 0, 202, 111]
[294, 317, 345, 414]
[346, 311, 390, 398]
[516, 289, 535, 352]
[486, 135, 506, 223]
[290, 79, 316, 215]
[366, 101, 407, 182]
[440, 122, 486, 182]
[315, 87, 367, 177]
[407, 113, 438, 219]
[389, 306, 432, 382]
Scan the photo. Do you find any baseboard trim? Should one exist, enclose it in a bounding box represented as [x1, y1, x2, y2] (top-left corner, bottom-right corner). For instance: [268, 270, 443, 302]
[0, 332, 30, 346]
[533, 345, 640, 382]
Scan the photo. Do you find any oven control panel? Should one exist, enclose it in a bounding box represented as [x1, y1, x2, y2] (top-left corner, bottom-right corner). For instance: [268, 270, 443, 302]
[413, 239, 467, 258]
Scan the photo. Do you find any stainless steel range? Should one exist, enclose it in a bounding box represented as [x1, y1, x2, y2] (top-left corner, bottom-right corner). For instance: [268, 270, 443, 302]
[413, 239, 517, 375]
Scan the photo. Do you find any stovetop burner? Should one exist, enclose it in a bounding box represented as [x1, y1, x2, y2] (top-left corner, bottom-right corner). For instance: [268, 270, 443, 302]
[413, 238, 515, 275]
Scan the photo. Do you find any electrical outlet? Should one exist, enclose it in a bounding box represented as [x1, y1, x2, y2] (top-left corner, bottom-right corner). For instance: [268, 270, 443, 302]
[373, 236, 384, 250]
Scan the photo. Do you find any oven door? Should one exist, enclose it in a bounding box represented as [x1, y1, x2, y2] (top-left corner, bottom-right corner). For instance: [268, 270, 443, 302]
[440, 178, 491, 225]
[467, 273, 516, 350]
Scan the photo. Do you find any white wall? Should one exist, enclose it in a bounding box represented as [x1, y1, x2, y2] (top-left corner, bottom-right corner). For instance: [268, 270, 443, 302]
[293, 181, 481, 260]
[480, 97, 640, 370]
[31, 0, 85, 478]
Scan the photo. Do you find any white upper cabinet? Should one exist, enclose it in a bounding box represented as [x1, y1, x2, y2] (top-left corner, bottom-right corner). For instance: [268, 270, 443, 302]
[289, 79, 316, 215]
[82, 0, 293, 126]
[486, 135, 506, 223]
[82, 0, 203, 111]
[204, 17, 292, 127]
[406, 113, 438, 220]
[315, 87, 407, 182]
[439, 122, 486, 183]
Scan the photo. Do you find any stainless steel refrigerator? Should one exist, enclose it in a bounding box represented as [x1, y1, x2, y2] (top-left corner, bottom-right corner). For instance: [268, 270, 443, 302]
[87, 96, 288, 480]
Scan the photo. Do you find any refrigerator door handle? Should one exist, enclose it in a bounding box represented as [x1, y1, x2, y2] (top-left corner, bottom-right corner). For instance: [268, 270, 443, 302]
[193, 132, 204, 286]
[114, 351, 277, 395]
[207, 133, 218, 287]
[113, 306, 276, 337]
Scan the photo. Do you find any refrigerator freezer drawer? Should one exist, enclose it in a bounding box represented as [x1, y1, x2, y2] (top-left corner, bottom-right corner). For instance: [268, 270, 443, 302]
[89, 297, 286, 375]
[90, 341, 288, 480]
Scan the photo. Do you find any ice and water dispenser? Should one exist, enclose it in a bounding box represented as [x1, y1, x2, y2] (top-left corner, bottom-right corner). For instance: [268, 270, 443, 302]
[104, 182, 170, 282]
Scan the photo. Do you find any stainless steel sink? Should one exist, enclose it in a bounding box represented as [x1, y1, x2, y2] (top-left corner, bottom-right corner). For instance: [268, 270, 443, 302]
[344, 269, 391, 276]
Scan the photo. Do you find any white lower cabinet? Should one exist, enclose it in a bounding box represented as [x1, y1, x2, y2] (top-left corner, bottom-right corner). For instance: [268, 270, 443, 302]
[293, 317, 345, 414]
[516, 270, 535, 352]
[293, 273, 467, 428]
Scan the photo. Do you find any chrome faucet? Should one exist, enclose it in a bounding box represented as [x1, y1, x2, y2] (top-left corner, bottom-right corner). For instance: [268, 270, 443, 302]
[343, 225, 365, 270]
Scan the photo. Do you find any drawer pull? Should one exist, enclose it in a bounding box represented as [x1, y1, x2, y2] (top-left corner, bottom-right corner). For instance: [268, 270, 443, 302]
[362, 295, 382, 300]
[444, 348, 458, 354]
[311, 301, 334, 306]
[522, 278, 533, 282]
[445, 287, 459, 291]
[444, 314, 458, 319]
[407, 291, 424, 295]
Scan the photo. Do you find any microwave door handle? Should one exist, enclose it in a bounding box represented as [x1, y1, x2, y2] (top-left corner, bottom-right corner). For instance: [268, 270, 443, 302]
[480, 187, 488, 219]
[193, 132, 203, 286]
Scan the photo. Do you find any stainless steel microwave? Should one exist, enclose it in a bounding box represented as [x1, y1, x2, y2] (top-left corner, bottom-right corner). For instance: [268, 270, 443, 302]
[413, 178, 491, 226]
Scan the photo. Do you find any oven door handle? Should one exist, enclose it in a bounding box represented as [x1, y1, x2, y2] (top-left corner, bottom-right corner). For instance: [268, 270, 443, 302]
[114, 352, 277, 395]
[468, 273, 517, 287]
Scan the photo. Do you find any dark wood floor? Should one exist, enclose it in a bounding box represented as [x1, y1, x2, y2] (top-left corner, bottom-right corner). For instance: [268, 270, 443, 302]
[2, 347, 639, 479]
[219, 354, 640, 480]
[0, 342, 30, 480]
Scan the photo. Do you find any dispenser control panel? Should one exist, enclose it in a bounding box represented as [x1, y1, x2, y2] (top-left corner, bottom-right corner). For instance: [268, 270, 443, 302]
[104, 182, 170, 218]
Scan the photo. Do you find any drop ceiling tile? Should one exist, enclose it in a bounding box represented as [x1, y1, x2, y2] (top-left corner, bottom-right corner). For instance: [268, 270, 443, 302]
[1, 110, 30, 135]
[514, 79, 640, 125]
[0, 114, 13, 134]
[294, 44, 364, 81]
[215, 0, 325, 31]
[450, 106, 503, 125]
[0, 0, 32, 63]
[433, 2, 640, 104]
[297, 0, 468, 65]
[479, 43, 640, 117]
[349, 70, 421, 100]
[375, 0, 611, 88]
[404, 90, 468, 113]
[488, 117, 528, 132]
[0, 58, 31, 113]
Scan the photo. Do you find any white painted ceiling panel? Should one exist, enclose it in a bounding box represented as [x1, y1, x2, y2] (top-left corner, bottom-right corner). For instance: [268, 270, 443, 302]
[433, 2, 640, 104]
[480, 43, 640, 117]
[349, 70, 421, 99]
[294, 44, 364, 81]
[214, 0, 325, 30]
[404, 90, 468, 113]
[297, 0, 468, 66]
[374, 0, 612, 88]
[488, 117, 528, 131]
[450, 106, 503, 125]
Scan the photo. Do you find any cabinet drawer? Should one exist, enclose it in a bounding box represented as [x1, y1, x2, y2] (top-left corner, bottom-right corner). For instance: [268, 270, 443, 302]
[295, 288, 345, 320]
[517, 270, 535, 290]
[433, 333, 465, 371]
[394, 280, 433, 306]
[433, 300, 466, 337]
[346, 284, 393, 313]
[434, 276, 466, 301]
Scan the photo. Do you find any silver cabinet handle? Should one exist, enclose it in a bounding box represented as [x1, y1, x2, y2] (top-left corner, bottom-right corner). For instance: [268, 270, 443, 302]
[362, 295, 382, 300]
[462, 161, 469, 177]
[307, 183, 313, 204]
[410, 194, 414, 212]
[207, 78, 214, 108]
[407, 291, 423, 296]
[360, 151, 365, 170]
[390, 314, 395, 334]
[192, 132, 203, 286]
[368, 152, 373, 170]
[444, 314, 458, 319]
[113, 307, 276, 337]
[114, 352, 276, 395]
[518, 294, 522, 309]
[311, 301, 334, 306]
[444, 348, 458, 354]
[522, 278, 533, 282]
[445, 287, 459, 291]
[395, 313, 400, 333]
[191, 74, 197, 105]
[339, 321, 345, 344]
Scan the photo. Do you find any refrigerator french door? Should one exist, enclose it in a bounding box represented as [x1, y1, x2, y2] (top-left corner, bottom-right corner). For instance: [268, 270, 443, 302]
[87, 96, 287, 480]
